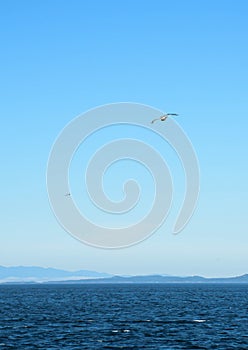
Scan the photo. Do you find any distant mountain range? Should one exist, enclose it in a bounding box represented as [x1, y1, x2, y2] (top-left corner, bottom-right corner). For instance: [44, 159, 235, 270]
[0, 266, 112, 283]
[0, 266, 248, 284]
[86, 274, 248, 284]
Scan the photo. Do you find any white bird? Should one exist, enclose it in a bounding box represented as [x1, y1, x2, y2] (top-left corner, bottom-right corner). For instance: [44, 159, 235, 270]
[65, 193, 71, 197]
[151, 113, 179, 124]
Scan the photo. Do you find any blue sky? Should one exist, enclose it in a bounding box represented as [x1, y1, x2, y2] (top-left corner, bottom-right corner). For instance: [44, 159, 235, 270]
[0, 0, 247, 276]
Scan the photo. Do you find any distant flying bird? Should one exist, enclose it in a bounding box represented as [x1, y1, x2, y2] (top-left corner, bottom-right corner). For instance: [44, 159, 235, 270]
[65, 193, 71, 197]
[151, 113, 179, 124]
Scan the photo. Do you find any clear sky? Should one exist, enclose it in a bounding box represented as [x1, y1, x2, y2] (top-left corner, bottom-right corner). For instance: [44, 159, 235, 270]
[1, 0, 247, 277]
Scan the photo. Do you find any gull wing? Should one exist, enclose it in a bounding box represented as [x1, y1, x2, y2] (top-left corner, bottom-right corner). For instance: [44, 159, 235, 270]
[151, 118, 160, 124]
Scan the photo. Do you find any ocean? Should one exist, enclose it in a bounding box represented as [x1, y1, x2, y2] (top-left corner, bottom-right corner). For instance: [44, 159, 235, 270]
[0, 284, 247, 349]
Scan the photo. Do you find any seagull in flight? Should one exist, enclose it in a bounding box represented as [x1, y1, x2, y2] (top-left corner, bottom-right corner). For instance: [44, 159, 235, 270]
[151, 113, 179, 124]
[65, 193, 71, 197]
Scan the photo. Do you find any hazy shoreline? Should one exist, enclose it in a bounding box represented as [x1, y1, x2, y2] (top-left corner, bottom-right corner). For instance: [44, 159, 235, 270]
[0, 266, 247, 284]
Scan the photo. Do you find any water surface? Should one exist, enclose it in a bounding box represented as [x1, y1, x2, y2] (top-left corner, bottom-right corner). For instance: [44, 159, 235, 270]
[0, 283, 247, 349]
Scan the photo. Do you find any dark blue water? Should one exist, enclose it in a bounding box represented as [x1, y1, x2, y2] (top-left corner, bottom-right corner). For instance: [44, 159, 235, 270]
[0, 284, 248, 349]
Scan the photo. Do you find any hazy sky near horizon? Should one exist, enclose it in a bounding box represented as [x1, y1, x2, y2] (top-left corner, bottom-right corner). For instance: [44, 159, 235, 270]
[1, 0, 247, 277]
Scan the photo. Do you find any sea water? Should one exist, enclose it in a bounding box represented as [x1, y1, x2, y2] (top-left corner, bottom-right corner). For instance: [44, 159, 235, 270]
[0, 283, 247, 349]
